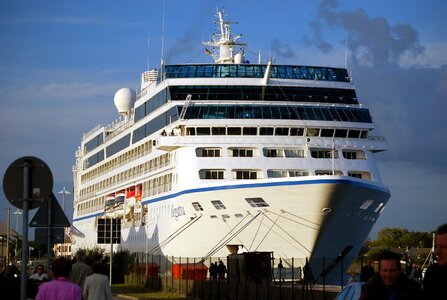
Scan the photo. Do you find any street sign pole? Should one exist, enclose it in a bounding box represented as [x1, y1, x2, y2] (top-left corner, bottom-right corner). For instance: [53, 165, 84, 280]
[21, 161, 30, 300]
[47, 194, 52, 280]
[3, 156, 53, 300]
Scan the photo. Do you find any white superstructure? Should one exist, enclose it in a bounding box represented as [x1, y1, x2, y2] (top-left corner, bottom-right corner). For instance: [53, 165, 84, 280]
[72, 9, 390, 284]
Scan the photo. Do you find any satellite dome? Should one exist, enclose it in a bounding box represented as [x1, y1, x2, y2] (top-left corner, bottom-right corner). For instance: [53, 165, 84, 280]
[114, 88, 136, 115]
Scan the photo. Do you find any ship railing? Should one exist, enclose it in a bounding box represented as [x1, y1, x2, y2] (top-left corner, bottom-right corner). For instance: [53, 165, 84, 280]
[83, 124, 108, 140]
[368, 135, 386, 141]
[104, 117, 135, 142]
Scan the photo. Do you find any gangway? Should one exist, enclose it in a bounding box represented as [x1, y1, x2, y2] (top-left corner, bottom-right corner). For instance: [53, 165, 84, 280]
[179, 94, 192, 120]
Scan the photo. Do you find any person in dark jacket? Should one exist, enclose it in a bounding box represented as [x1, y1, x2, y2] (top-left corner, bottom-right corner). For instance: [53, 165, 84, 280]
[360, 250, 421, 300]
[423, 223, 447, 299]
[360, 259, 375, 282]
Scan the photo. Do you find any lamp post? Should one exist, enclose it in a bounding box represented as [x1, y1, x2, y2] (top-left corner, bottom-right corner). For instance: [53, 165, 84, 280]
[58, 186, 71, 213]
[13, 209, 22, 233]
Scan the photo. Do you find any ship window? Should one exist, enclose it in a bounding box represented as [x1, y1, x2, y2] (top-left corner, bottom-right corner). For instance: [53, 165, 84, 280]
[192, 202, 204, 211]
[212, 127, 226, 135]
[245, 197, 269, 207]
[320, 129, 334, 137]
[186, 127, 196, 135]
[200, 169, 225, 180]
[260, 127, 274, 135]
[360, 130, 368, 139]
[316, 170, 343, 175]
[234, 170, 258, 179]
[334, 129, 348, 138]
[290, 128, 304, 136]
[232, 148, 254, 157]
[243, 127, 257, 135]
[348, 171, 371, 180]
[264, 148, 279, 157]
[289, 170, 310, 177]
[195, 127, 210, 135]
[348, 130, 360, 138]
[275, 127, 289, 136]
[348, 172, 362, 178]
[306, 128, 320, 137]
[211, 200, 226, 210]
[227, 127, 242, 135]
[198, 148, 221, 157]
[234, 213, 244, 218]
[267, 170, 288, 178]
[311, 149, 338, 159]
[343, 150, 366, 160]
[210, 215, 218, 219]
[284, 149, 305, 157]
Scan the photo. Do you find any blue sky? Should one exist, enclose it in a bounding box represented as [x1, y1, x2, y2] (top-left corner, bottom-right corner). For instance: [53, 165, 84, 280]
[0, 0, 446, 240]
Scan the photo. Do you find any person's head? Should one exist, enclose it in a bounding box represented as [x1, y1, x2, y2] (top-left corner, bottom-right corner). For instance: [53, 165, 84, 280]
[378, 251, 402, 287]
[92, 261, 103, 273]
[435, 223, 447, 266]
[75, 249, 87, 262]
[51, 257, 72, 278]
[35, 264, 45, 274]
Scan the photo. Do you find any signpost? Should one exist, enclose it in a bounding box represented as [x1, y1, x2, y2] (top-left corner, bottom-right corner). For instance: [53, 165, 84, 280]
[3, 156, 53, 300]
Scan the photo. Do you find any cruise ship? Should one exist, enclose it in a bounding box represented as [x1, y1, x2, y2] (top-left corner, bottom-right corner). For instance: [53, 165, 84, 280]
[72, 9, 391, 283]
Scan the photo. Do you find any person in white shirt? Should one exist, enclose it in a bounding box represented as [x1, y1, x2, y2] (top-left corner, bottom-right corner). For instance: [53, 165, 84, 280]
[83, 261, 112, 300]
[29, 264, 48, 281]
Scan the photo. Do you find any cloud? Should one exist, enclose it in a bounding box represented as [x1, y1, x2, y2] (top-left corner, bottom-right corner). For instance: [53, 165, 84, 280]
[310, 0, 425, 68]
[270, 38, 296, 60]
[303, 21, 333, 54]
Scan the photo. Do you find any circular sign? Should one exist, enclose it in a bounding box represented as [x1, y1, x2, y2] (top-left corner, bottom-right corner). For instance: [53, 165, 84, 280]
[3, 156, 53, 209]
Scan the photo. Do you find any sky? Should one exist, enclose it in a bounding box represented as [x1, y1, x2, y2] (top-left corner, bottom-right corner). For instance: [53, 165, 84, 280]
[0, 0, 446, 241]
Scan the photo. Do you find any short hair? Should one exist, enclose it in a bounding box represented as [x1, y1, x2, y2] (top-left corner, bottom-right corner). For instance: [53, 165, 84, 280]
[35, 264, 44, 272]
[51, 257, 72, 278]
[437, 224, 447, 235]
[378, 251, 401, 271]
[75, 249, 87, 262]
[92, 261, 103, 273]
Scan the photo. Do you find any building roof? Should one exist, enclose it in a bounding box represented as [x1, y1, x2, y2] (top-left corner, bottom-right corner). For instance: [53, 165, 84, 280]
[0, 220, 19, 239]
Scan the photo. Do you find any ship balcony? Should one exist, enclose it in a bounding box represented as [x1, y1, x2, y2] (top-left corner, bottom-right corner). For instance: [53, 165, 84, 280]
[154, 135, 184, 151]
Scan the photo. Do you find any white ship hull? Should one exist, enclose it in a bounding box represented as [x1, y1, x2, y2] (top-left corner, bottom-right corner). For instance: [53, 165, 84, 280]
[73, 176, 389, 283]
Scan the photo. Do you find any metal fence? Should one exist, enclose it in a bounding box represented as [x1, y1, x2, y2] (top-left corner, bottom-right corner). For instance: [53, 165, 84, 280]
[116, 252, 366, 300]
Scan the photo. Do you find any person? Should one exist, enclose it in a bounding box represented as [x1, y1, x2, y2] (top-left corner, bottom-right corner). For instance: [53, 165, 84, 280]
[423, 223, 447, 299]
[360, 259, 375, 282]
[360, 250, 422, 300]
[69, 249, 93, 289]
[30, 264, 48, 281]
[217, 260, 227, 280]
[35, 256, 82, 300]
[209, 262, 217, 281]
[1, 264, 20, 279]
[278, 258, 284, 269]
[278, 258, 284, 281]
[83, 261, 112, 300]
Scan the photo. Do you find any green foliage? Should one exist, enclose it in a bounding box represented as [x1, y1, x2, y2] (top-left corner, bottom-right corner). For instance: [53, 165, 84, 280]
[371, 227, 432, 248]
[85, 246, 106, 265]
[112, 250, 132, 284]
[362, 247, 390, 261]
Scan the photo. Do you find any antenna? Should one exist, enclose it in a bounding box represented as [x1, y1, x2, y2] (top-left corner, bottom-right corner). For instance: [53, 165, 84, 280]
[161, 0, 166, 70]
[150, 34, 151, 70]
[344, 32, 348, 69]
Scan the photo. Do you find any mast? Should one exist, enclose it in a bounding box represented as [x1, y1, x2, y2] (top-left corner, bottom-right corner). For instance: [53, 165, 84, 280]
[203, 8, 247, 64]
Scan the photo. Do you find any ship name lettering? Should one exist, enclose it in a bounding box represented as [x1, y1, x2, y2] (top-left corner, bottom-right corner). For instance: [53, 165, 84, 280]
[171, 206, 185, 220]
